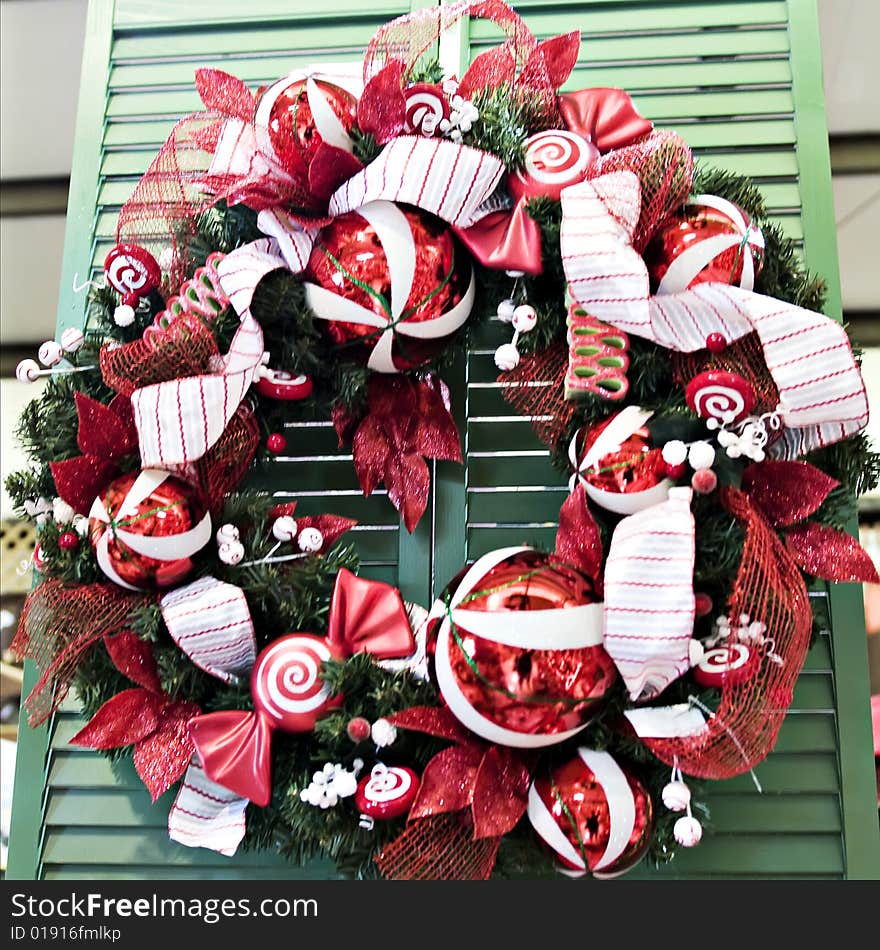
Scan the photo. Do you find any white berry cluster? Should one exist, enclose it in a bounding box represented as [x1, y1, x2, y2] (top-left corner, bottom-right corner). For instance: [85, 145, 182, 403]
[714, 410, 782, 463]
[299, 760, 363, 809]
[704, 612, 767, 649]
[24, 496, 88, 535]
[438, 79, 479, 142]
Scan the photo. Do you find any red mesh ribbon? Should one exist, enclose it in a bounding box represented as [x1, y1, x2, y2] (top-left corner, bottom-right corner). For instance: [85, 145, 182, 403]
[365, 1, 565, 117]
[188, 404, 260, 515]
[374, 812, 501, 881]
[498, 340, 576, 447]
[590, 128, 694, 254]
[100, 312, 220, 397]
[11, 580, 149, 726]
[643, 487, 812, 778]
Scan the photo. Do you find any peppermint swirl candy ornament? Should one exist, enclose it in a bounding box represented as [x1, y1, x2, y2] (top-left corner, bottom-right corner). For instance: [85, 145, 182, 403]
[104, 244, 161, 297]
[693, 642, 757, 688]
[354, 764, 420, 819]
[251, 634, 343, 733]
[508, 130, 599, 203]
[404, 83, 449, 137]
[685, 370, 755, 428]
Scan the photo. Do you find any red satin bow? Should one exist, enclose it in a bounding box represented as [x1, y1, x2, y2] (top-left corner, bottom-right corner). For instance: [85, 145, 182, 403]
[390, 706, 535, 839]
[455, 87, 653, 274]
[50, 393, 138, 515]
[188, 569, 416, 806]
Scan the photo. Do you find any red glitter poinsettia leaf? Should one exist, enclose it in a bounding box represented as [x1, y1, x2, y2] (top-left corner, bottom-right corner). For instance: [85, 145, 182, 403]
[458, 43, 516, 99]
[296, 514, 357, 552]
[742, 460, 839, 527]
[269, 501, 298, 520]
[555, 483, 604, 588]
[75, 392, 137, 461]
[103, 630, 161, 694]
[69, 689, 164, 750]
[786, 522, 879, 584]
[107, 394, 138, 448]
[471, 746, 533, 839]
[357, 60, 406, 143]
[195, 68, 256, 122]
[390, 705, 473, 743]
[308, 143, 364, 202]
[521, 31, 581, 92]
[385, 451, 430, 533]
[352, 416, 394, 497]
[408, 745, 483, 821]
[133, 699, 200, 801]
[410, 379, 462, 462]
[368, 375, 418, 420]
[50, 455, 120, 517]
[332, 401, 362, 447]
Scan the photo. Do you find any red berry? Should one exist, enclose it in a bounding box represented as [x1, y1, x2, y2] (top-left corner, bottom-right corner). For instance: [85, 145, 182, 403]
[266, 433, 287, 454]
[694, 593, 713, 618]
[122, 292, 141, 308]
[691, 469, 718, 495]
[664, 462, 687, 480]
[58, 531, 79, 551]
[705, 332, 727, 353]
[346, 716, 371, 743]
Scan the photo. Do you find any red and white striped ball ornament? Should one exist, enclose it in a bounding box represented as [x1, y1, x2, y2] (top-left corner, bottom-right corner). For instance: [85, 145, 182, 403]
[252, 633, 343, 733]
[303, 200, 475, 373]
[104, 244, 161, 300]
[645, 194, 765, 295]
[403, 83, 450, 137]
[685, 369, 756, 429]
[88, 469, 212, 590]
[354, 763, 420, 820]
[507, 130, 599, 203]
[430, 546, 617, 748]
[527, 748, 654, 877]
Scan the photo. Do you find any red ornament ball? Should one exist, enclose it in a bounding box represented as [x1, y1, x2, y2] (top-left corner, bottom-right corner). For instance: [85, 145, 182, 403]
[527, 748, 654, 877]
[251, 633, 344, 733]
[694, 592, 714, 618]
[346, 716, 372, 743]
[644, 197, 764, 294]
[256, 77, 357, 182]
[431, 548, 616, 748]
[691, 468, 718, 495]
[266, 433, 287, 454]
[664, 461, 687, 481]
[89, 470, 209, 590]
[305, 206, 470, 371]
[58, 531, 79, 551]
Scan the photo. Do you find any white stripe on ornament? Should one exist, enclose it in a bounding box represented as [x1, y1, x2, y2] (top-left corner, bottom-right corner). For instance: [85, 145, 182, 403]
[115, 510, 212, 560]
[657, 233, 751, 295]
[92, 529, 142, 591]
[306, 76, 354, 153]
[356, 201, 416, 320]
[393, 267, 475, 340]
[577, 749, 635, 871]
[450, 603, 603, 650]
[526, 782, 586, 873]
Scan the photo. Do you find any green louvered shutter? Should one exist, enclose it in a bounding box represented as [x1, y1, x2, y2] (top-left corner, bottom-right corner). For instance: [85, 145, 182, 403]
[8, 0, 879, 880]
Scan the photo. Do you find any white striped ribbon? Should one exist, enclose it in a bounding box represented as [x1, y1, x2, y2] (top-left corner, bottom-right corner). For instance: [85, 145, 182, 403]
[560, 172, 869, 456]
[328, 135, 505, 228]
[131, 313, 265, 467]
[168, 759, 248, 857]
[160, 575, 256, 683]
[602, 486, 697, 702]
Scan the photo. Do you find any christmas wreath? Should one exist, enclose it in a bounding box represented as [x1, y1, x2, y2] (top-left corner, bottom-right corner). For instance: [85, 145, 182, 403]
[9, 0, 880, 880]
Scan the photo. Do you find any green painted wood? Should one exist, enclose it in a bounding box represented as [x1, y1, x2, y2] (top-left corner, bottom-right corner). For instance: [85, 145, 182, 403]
[9, 0, 877, 881]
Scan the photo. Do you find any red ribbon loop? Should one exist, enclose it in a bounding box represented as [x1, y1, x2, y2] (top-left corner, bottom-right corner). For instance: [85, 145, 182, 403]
[327, 568, 416, 660]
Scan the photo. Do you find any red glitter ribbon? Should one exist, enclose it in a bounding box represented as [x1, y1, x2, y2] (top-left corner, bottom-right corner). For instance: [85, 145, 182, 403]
[69, 631, 199, 801]
[390, 706, 535, 839]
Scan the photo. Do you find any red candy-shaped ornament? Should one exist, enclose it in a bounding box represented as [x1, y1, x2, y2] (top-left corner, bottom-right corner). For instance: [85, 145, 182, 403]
[104, 244, 161, 298]
[252, 634, 343, 733]
[431, 547, 616, 748]
[685, 369, 756, 427]
[354, 764, 420, 820]
[404, 83, 449, 136]
[508, 130, 598, 203]
[693, 642, 758, 688]
[527, 748, 653, 878]
[256, 369, 314, 401]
